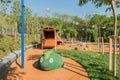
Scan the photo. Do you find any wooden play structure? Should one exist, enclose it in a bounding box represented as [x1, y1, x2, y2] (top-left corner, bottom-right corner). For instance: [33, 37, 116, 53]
[109, 36, 120, 71]
[40, 26, 64, 49]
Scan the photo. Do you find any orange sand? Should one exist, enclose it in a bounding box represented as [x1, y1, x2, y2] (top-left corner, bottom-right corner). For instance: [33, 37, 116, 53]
[3, 49, 90, 80]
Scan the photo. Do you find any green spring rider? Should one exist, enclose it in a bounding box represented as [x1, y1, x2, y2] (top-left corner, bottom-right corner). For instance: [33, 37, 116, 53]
[38, 50, 64, 70]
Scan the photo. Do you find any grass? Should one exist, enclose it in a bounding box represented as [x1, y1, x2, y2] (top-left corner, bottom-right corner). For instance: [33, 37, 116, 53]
[54, 49, 119, 80]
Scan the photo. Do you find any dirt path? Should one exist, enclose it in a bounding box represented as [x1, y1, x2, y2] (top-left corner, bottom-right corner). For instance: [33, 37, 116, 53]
[3, 49, 90, 80]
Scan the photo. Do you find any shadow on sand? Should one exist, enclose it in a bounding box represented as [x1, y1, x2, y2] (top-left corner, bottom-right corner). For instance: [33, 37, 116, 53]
[27, 54, 42, 61]
[1, 67, 26, 80]
[32, 60, 89, 79]
[32, 61, 40, 70]
[63, 62, 89, 78]
[64, 62, 87, 72]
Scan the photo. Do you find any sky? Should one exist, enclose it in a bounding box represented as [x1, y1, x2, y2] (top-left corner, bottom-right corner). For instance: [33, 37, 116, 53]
[24, 0, 120, 18]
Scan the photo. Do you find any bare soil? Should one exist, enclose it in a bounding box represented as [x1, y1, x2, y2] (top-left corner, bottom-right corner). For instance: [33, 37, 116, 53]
[57, 43, 120, 53]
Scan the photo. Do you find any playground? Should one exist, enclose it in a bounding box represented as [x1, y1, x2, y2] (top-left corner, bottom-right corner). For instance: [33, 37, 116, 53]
[3, 49, 89, 80]
[0, 26, 120, 80]
[1, 41, 120, 80]
[0, 0, 120, 80]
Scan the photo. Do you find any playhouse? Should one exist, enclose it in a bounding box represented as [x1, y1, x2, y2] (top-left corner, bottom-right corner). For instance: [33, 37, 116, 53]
[40, 26, 64, 49]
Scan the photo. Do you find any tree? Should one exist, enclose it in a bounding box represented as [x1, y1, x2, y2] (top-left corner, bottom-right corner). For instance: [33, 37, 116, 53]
[11, 0, 32, 40]
[0, 0, 11, 13]
[79, 0, 120, 76]
[24, 6, 32, 40]
[117, 14, 120, 36]
[0, 0, 12, 34]
[63, 27, 77, 41]
[11, 0, 21, 40]
[89, 14, 111, 42]
[32, 13, 40, 40]
[48, 18, 62, 28]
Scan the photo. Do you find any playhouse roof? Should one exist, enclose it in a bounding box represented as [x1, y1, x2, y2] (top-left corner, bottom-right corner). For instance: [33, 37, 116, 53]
[40, 26, 59, 31]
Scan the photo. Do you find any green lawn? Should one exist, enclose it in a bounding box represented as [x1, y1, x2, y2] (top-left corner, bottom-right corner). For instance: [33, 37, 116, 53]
[54, 49, 119, 80]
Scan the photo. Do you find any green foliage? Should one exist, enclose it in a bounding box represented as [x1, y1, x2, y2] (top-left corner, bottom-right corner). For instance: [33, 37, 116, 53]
[0, 1, 120, 45]
[48, 18, 62, 27]
[52, 13, 120, 42]
[0, 0, 11, 13]
[0, 34, 40, 58]
[71, 29, 78, 37]
[79, 0, 120, 10]
[55, 49, 119, 80]
[0, 35, 14, 54]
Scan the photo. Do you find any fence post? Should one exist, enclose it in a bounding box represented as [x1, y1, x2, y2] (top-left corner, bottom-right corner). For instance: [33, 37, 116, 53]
[98, 37, 100, 52]
[102, 37, 104, 54]
[109, 37, 112, 71]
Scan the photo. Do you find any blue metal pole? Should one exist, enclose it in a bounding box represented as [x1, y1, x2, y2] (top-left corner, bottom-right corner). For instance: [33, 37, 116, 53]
[21, 0, 25, 69]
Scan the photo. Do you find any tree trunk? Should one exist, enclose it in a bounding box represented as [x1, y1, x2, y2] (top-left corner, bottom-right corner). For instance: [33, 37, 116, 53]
[1, 26, 3, 34]
[14, 22, 17, 41]
[110, 0, 117, 76]
[26, 17, 29, 40]
[27, 24, 29, 40]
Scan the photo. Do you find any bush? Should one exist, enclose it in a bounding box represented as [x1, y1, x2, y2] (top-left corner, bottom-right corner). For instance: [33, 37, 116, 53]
[0, 34, 40, 57]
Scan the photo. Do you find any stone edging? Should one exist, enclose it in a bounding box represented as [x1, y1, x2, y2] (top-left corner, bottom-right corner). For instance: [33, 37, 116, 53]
[0, 44, 39, 78]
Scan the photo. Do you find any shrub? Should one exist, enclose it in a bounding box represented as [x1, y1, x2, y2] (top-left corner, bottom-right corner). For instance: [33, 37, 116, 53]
[0, 34, 40, 57]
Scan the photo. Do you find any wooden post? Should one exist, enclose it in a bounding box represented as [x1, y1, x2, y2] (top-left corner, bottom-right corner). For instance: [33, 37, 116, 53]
[54, 30, 56, 50]
[109, 37, 112, 71]
[72, 38, 73, 45]
[99, 37, 101, 52]
[113, 36, 117, 76]
[98, 37, 100, 52]
[42, 30, 44, 49]
[102, 37, 104, 54]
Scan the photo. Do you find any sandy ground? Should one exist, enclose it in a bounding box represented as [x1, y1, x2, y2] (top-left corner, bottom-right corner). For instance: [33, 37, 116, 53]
[2, 48, 90, 80]
[57, 43, 120, 53]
